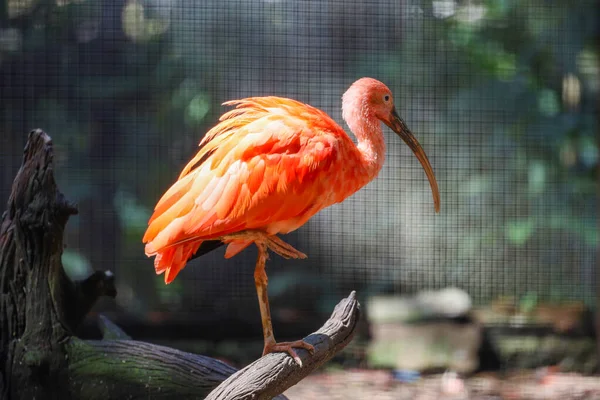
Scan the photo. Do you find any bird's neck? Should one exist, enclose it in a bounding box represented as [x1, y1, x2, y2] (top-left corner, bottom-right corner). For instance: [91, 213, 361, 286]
[345, 112, 386, 180]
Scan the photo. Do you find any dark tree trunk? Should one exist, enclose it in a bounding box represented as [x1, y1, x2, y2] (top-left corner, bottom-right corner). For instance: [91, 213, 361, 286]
[0, 130, 76, 398]
[0, 130, 361, 399]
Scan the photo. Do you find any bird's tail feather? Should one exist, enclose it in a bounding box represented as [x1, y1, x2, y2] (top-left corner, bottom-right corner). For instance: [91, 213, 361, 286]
[154, 240, 203, 283]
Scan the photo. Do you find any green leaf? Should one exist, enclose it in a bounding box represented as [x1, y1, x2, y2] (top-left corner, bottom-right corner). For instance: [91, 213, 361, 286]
[62, 249, 93, 280]
[519, 292, 538, 314]
[579, 136, 598, 168]
[185, 93, 211, 126]
[528, 161, 546, 194]
[461, 174, 492, 195]
[505, 218, 535, 245]
[113, 188, 152, 234]
[538, 89, 560, 117]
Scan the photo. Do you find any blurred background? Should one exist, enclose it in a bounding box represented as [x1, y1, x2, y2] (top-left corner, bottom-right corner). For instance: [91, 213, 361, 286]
[0, 0, 598, 396]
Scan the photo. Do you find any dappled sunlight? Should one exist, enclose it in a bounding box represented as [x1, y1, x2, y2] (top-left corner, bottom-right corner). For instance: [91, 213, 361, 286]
[122, 0, 169, 43]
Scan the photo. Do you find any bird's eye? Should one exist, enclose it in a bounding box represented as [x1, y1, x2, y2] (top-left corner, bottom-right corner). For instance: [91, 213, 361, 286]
[384, 95, 390, 102]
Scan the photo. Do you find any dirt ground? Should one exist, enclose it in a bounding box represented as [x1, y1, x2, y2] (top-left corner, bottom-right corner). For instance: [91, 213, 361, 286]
[284, 369, 600, 400]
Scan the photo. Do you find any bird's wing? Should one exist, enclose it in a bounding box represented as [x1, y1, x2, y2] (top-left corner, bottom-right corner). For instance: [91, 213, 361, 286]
[143, 97, 346, 254]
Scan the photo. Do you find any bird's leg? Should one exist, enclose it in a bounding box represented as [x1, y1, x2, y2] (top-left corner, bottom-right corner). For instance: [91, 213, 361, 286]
[254, 242, 275, 347]
[254, 241, 314, 366]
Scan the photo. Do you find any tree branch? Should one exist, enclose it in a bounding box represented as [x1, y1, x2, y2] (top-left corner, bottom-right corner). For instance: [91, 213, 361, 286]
[98, 314, 132, 340]
[65, 338, 241, 399]
[206, 291, 360, 400]
[64, 292, 359, 400]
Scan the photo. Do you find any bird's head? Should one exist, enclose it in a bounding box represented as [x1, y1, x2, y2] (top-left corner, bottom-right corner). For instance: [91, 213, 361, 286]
[343, 77, 440, 213]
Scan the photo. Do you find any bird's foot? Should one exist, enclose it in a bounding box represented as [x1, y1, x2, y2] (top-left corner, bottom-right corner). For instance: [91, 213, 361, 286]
[221, 230, 307, 259]
[263, 339, 315, 366]
[265, 235, 307, 259]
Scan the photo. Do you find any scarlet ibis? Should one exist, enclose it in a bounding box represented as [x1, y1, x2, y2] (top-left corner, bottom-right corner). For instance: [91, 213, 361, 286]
[143, 77, 440, 365]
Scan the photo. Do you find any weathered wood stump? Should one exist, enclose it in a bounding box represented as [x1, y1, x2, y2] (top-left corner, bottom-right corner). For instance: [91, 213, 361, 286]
[0, 129, 361, 400]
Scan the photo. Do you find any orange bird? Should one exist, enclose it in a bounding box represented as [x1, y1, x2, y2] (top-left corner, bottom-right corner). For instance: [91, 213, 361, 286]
[143, 77, 440, 364]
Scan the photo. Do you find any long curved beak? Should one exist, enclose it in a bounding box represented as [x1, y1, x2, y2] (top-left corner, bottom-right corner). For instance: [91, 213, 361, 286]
[384, 108, 440, 213]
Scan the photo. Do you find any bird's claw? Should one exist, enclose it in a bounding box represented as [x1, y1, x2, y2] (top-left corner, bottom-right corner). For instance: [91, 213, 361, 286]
[263, 340, 315, 367]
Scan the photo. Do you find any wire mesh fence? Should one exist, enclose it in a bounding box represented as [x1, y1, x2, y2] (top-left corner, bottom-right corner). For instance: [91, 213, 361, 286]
[0, 0, 597, 332]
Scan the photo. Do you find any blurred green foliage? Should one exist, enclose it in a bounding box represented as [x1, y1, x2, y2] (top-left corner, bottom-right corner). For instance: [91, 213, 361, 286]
[0, 0, 597, 324]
